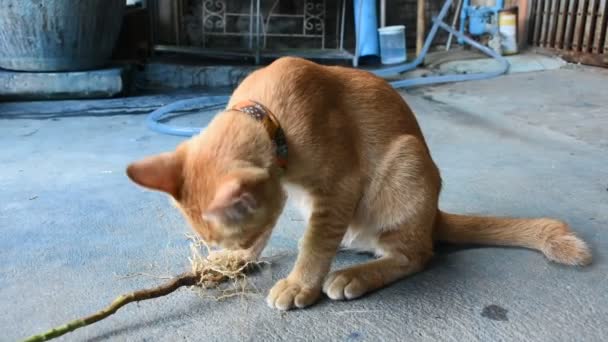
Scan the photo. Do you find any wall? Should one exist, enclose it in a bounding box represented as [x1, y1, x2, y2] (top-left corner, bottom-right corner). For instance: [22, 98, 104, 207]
[148, 0, 528, 52]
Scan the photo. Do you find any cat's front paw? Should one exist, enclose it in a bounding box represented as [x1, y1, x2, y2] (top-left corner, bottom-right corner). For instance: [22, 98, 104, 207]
[266, 277, 321, 310]
[323, 269, 369, 300]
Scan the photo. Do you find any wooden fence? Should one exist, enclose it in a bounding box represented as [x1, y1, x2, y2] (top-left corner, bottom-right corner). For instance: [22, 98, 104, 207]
[529, 0, 608, 67]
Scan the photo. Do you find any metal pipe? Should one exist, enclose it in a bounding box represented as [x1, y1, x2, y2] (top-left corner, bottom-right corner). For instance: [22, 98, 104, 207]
[255, 0, 261, 65]
[458, 0, 469, 44]
[380, 0, 386, 27]
[174, 0, 181, 45]
[249, 0, 254, 49]
[446, 0, 463, 50]
[353, 0, 364, 67]
[340, 0, 346, 51]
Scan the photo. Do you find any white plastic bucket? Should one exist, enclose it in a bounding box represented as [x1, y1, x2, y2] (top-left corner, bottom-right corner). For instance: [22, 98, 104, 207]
[378, 25, 407, 65]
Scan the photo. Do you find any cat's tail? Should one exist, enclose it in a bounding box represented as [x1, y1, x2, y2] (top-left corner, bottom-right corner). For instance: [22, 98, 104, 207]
[435, 211, 592, 266]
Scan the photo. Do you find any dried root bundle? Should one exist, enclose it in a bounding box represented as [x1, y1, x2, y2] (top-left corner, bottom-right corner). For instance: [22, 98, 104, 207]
[23, 237, 266, 342]
[188, 237, 266, 300]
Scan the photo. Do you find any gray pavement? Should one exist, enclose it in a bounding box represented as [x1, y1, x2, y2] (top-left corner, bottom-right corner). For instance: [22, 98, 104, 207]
[1, 66, 606, 341]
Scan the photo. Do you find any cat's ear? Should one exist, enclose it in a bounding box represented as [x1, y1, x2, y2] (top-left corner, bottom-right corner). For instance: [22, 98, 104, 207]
[126, 152, 183, 198]
[203, 167, 269, 225]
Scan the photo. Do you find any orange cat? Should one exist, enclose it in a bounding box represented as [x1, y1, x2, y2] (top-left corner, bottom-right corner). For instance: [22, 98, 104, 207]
[127, 57, 591, 311]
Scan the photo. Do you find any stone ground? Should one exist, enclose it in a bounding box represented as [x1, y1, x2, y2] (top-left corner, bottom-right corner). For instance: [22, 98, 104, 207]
[1, 65, 607, 341]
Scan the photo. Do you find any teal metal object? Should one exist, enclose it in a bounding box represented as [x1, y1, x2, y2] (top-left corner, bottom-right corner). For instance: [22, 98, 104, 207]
[458, 0, 504, 44]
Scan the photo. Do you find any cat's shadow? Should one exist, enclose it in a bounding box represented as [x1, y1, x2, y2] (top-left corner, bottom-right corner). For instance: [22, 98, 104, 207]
[334, 242, 492, 268]
[86, 243, 592, 340]
[87, 311, 190, 342]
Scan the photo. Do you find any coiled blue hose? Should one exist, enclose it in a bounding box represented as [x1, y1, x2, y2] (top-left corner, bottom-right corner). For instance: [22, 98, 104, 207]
[147, 0, 509, 137]
[146, 96, 229, 137]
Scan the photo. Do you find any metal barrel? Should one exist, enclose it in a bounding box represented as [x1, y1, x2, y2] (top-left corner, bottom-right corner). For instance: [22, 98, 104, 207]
[0, 0, 125, 72]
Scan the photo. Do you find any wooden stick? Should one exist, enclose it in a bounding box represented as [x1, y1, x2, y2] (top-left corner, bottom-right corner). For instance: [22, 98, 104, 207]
[555, 0, 569, 49]
[592, 0, 607, 53]
[582, 0, 598, 52]
[547, 0, 559, 48]
[572, 0, 588, 51]
[564, 0, 578, 50]
[417, 0, 426, 55]
[22, 272, 199, 342]
[540, 0, 551, 47]
[532, 0, 544, 46]
[518, 0, 530, 49]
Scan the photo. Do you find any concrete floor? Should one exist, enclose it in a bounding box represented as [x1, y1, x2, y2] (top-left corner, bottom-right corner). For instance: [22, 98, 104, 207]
[1, 66, 607, 341]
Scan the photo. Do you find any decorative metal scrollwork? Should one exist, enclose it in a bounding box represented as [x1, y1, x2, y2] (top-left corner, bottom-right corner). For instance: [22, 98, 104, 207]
[199, 0, 332, 49]
[304, 0, 325, 34]
[202, 0, 226, 31]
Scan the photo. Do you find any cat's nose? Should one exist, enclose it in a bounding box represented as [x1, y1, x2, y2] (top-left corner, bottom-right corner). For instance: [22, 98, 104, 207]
[238, 234, 258, 250]
[219, 239, 240, 250]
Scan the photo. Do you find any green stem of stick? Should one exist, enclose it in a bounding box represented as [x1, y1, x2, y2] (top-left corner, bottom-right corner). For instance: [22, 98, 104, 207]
[22, 272, 199, 342]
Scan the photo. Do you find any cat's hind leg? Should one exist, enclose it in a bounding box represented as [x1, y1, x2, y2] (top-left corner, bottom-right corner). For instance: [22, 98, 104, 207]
[324, 134, 439, 300]
[323, 222, 434, 300]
